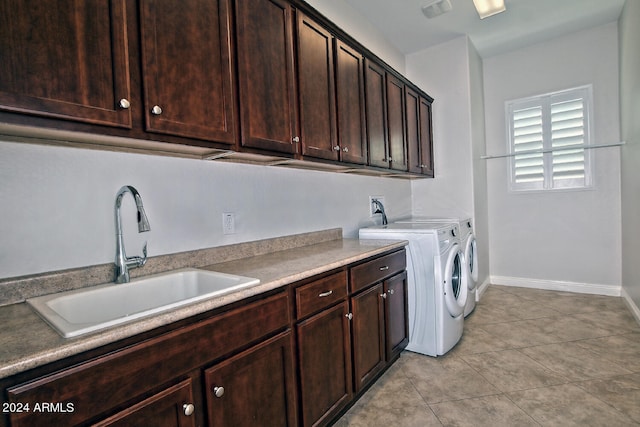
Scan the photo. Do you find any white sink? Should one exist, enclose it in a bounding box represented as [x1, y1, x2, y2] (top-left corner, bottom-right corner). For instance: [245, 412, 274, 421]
[27, 269, 260, 338]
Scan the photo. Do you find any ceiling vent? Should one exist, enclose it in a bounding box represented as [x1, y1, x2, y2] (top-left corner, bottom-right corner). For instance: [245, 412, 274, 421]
[421, 0, 452, 19]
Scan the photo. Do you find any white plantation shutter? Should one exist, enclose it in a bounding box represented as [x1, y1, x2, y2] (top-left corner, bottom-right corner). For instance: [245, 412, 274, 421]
[512, 105, 544, 186]
[550, 95, 586, 187]
[507, 86, 592, 191]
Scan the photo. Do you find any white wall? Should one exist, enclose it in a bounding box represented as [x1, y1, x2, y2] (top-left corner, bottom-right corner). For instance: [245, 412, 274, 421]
[406, 37, 475, 218]
[0, 140, 411, 279]
[467, 41, 491, 290]
[304, 0, 405, 73]
[619, 0, 640, 309]
[406, 37, 491, 287]
[484, 23, 622, 292]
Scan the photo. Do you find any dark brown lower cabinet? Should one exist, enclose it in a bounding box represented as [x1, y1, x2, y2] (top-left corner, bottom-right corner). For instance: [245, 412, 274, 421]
[350, 271, 408, 395]
[297, 301, 353, 427]
[1, 249, 408, 427]
[351, 283, 385, 393]
[384, 271, 409, 360]
[204, 332, 297, 427]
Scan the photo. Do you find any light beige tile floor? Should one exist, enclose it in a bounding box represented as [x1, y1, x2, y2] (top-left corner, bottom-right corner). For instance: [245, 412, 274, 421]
[334, 285, 640, 426]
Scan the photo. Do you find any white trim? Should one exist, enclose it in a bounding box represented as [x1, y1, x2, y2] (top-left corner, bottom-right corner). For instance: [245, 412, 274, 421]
[490, 275, 621, 297]
[621, 288, 640, 326]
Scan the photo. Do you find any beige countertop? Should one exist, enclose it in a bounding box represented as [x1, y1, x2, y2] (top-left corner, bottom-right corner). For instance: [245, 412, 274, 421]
[0, 236, 406, 380]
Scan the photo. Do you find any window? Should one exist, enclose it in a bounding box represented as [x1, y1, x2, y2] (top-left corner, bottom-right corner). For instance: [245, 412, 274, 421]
[506, 86, 593, 191]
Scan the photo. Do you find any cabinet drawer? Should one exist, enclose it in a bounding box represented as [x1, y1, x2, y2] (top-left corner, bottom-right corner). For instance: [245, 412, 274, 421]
[295, 271, 348, 319]
[92, 379, 196, 427]
[7, 292, 289, 427]
[350, 249, 406, 293]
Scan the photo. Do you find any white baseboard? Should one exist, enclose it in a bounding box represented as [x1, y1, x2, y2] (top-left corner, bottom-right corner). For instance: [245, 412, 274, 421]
[476, 277, 491, 301]
[621, 288, 640, 325]
[489, 275, 621, 297]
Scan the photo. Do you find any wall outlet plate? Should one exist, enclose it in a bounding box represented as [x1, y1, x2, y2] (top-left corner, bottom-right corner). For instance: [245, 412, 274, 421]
[369, 196, 385, 217]
[222, 212, 235, 235]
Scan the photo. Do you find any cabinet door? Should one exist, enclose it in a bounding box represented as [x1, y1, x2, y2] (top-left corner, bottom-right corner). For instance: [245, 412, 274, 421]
[385, 271, 409, 361]
[204, 332, 297, 427]
[364, 59, 388, 168]
[0, 0, 131, 127]
[297, 12, 338, 161]
[335, 41, 367, 165]
[92, 379, 196, 427]
[386, 74, 408, 171]
[139, 0, 235, 144]
[235, 0, 298, 154]
[351, 283, 386, 393]
[405, 86, 422, 174]
[419, 96, 435, 177]
[297, 302, 352, 427]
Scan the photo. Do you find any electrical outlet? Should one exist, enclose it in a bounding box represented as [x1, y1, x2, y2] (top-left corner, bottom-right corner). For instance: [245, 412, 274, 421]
[222, 212, 235, 235]
[369, 196, 385, 217]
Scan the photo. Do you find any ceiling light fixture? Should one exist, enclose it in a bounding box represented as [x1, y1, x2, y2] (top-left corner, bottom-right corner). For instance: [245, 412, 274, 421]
[421, 0, 452, 19]
[472, 0, 506, 19]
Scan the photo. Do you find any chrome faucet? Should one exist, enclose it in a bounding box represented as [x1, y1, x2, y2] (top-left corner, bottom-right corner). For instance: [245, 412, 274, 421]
[114, 185, 150, 283]
[371, 199, 388, 225]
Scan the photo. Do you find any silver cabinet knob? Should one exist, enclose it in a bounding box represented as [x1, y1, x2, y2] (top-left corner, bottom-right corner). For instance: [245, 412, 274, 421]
[212, 386, 225, 398]
[342, 147, 349, 153]
[333, 145, 340, 151]
[292, 136, 300, 143]
[419, 164, 428, 168]
[388, 289, 395, 295]
[151, 105, 163, 115]
[380, 293, 387, 299]
[183, 403, 195, 416]
[345, 313, 353, 320]
[118, 98, 130, 109]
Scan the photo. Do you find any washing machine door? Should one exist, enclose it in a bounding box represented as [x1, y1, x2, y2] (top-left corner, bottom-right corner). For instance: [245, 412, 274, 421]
[444, 245, 468, 317]
[466, 235, 478, 285]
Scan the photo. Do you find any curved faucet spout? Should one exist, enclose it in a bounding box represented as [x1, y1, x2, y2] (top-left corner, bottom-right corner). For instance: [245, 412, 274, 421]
[115, 186, 151, 283]
[371, 199, 388, 225]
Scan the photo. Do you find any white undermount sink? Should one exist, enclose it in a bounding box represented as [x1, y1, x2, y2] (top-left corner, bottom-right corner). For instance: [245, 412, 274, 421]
[27, 269, 260, 338]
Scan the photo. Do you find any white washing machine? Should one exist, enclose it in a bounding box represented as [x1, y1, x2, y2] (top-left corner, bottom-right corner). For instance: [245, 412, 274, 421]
[359, 222, 467, 356]
[396, 216, 478, 316]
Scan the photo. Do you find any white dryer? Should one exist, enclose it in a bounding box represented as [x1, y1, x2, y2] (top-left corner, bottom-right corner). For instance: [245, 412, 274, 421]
[359, 222, 467, 356]
[396, 217, 478, 316]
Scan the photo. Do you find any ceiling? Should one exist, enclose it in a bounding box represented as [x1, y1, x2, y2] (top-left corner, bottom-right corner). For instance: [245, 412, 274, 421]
[343, 0, 626, 58]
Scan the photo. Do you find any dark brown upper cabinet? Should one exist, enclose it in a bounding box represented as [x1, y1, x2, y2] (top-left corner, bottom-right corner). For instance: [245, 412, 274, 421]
[386, 74, 408, 172]
[139, 0, 236, 144]
[364, 59, 389, 169]
[365, 61, 408, 172]
[0, 0, 434, 178]
[335, 40, 368, 165]
[0, 0, 132, 128]
[235, 0, 299, 154]
[406, 88, 434, 176]
[419, 96, 435, 177]
[297, 12, 338, 161]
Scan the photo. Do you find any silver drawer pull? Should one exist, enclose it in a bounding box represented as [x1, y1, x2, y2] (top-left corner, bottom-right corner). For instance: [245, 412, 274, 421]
[379, 266, 389, 271]
[318, 290, 333, 297]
